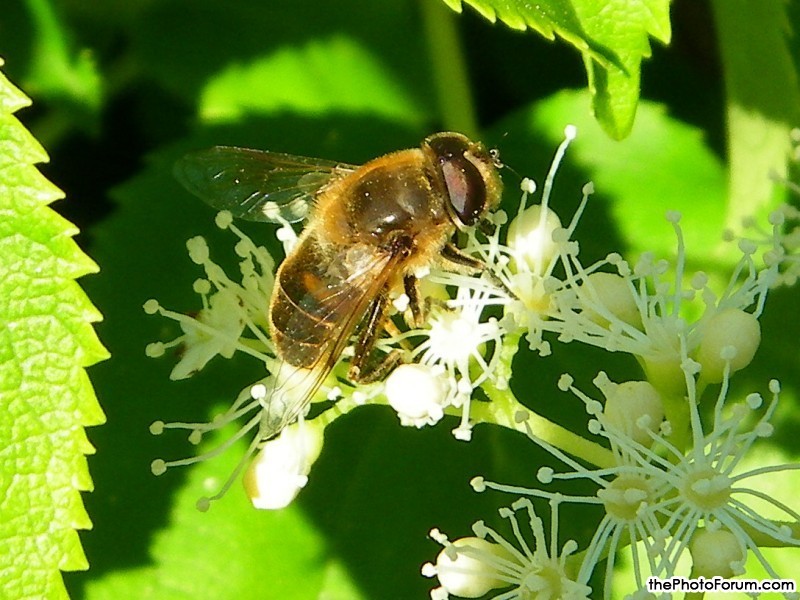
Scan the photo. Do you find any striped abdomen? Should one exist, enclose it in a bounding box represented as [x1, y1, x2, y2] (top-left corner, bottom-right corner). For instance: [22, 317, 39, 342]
[269, 230, 387, 369]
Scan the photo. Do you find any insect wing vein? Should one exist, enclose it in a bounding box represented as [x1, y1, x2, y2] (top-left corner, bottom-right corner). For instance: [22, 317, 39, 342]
[174, 146, 357, 223]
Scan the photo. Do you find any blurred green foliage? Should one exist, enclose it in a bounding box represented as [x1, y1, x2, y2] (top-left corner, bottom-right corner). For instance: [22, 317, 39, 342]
[1, 0, 799, 598]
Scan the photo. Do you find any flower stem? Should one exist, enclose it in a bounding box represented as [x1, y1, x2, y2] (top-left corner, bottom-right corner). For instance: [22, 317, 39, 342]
[660, 391, 691, 454]
[473, 381, 616, 469]
[419, 0, 480, 138]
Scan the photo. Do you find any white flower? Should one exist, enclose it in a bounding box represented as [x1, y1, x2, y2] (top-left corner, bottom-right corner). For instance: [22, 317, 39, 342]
[523, 211, 779, 398]
[425, 536, 513, 598]
[444, 175, 778, 398]
[457, 126, 589, 358]
[145, 215, 278, 380]
[423, 498, 591, 599]
[404, 285, 510, 440]
[146, 216, 334, 509]
[145, 290, 245, 380]
[654, 377, 800, 583]
[476, 363, 800, 597]
[385, 363, 449, 428]
[507, 203, 563, 274]
[242, 418, 324, 509]
[734, 201, 800, 287]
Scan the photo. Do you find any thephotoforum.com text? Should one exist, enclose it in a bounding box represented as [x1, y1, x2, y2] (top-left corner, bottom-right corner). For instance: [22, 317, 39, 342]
[647, 575, 796, 595]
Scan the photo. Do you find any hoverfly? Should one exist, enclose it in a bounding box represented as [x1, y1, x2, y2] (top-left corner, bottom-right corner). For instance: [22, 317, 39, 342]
[174, 132, 502, 438]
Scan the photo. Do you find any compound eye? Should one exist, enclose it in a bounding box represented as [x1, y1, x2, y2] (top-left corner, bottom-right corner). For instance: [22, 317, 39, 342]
[440, 157, 486, 226]
[424, 132, 491, 226]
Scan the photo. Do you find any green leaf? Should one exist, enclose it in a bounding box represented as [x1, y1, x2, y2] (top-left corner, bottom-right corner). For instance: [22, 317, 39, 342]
[198, 34, 425, 126]
[131, 0, 433, 126]
[0, 59, 107, 599]
[709, 0, 800, 230]
[83, 427, 363, 600]
[442, 0, 671, 139]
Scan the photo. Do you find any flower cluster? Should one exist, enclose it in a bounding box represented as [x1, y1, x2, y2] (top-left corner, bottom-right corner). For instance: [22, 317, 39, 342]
[147, 127, 800, 595]
[442, 370, 798, 598]
[423, 498, 591, 599]
[419, 131, 800, 596]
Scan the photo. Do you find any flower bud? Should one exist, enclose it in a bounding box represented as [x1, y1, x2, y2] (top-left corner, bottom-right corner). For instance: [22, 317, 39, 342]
[432, 537, 511, 598]
[580, 272, 642, 330]
[243, 420, 324, 509]
[385, 363, 448, 427]
[507, 205, 562, 273]
[690, 528, 746, 578]
[695, 308, 760, 383]
[603, 381, 663, 447]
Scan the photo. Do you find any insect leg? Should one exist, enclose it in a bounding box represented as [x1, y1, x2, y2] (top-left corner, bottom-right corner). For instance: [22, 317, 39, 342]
[383, 319, 414, 352]
[442, 242, 484, 272]
[348, 292, 403, 384]
[442, 242, 515, 298]
[403, 274, 425, 328]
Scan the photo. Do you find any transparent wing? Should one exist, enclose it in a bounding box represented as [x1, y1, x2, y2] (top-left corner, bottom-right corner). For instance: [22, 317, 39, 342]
[174, 146, 357, 223]
[261, 243, 404, 439]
